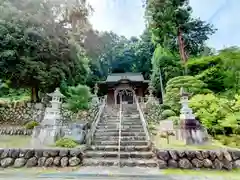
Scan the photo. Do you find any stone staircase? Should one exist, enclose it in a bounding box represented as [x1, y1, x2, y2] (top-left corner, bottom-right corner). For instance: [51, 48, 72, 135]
[83, 104, 157, 167]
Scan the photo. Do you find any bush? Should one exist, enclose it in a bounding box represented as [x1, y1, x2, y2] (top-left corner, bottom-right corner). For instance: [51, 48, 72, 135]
[159, 104, 171, 111]
[25, 120, 39, 129]
[161, 109, 176, 119]
[164, 76, 211, 113]
[190, 94, 240, 135]
[167, 116, 179, 125]
[215, 135, 240, 148]
[66, 84, 92, 112]
[55, 138, 78, 148]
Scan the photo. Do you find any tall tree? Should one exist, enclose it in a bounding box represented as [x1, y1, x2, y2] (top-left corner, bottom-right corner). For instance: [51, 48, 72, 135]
[0, 0, 91, 102]
[145, 0, 216, 62]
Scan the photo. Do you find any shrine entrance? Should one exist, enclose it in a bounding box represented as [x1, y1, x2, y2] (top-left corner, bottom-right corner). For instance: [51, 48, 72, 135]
[116, 89, 134, 104]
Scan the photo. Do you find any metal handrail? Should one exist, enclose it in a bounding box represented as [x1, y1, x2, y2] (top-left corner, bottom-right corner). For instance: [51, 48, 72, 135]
[134, 95, 151, 144]
[118, 99, 122, 167]
[86, 96, 107, 146]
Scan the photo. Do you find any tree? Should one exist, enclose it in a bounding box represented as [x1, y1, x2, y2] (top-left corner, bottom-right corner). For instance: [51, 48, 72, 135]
[86, 30, 154, 87]
[145, 0, 216, 62]
[0, 0, 91, 102]
[151, 45, 183, 99]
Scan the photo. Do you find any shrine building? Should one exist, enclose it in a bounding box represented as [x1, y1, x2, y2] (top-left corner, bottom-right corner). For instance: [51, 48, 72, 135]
[98, 73, 149, 105]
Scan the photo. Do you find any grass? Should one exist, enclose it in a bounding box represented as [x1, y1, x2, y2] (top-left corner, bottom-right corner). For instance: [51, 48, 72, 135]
[0, 135, 31, 148]
[0, 135, 84, 149]
[152, 135, 232, 150]
[151, 121, 239, 150]
[163, 169, 240, 180]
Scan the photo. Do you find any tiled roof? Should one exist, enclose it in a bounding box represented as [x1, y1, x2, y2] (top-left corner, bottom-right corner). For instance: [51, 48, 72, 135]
[106, 73, 144, 82]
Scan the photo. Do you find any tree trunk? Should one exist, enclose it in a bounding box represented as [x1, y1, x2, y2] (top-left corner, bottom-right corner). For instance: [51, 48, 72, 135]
[177, 28, 188, 74]
[31, 86, 40, 103]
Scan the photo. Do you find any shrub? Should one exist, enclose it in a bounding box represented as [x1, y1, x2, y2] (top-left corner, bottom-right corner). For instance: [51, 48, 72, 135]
[164, 76, 211, 113]
[55, 138, 78, 148]
[161, 109, 176, 119]
[167, 116, 179, 125]
[190, 94, 240, 135]
[25, 120, 39, 129]
[66, 84, 92, 112]
[159, 104, 171, 111]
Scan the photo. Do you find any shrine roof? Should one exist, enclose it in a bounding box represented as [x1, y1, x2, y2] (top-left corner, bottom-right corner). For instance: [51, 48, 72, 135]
[105, 73, 145, 83]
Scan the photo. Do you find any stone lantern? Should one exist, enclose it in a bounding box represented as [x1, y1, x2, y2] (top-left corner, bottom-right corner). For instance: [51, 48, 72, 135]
[91, 83, 99, 105]
[32, 88, 65, 147]
[42, 88, 65, 126]
[146, 83, 158, 107]
[179, 87, 202, 144]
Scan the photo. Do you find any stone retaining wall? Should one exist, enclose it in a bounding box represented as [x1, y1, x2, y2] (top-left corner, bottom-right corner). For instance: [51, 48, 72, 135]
[0, 103, 45, 125]
[155, 149, 240, 170]
[0, 127, 32, 136]
[0, 148, 84, 168]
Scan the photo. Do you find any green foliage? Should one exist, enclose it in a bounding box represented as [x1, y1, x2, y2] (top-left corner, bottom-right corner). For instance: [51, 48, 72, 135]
[146, 104, 162, 123]
[215, 135, 240, 148]
[190, 94, 240, 134]
[145, 0, 216, 56]
[151, 45, 183, 98]
[86, 30, 154, 87]
[167, 116, 180, 126]
[0, 0, 90, 102]
[164, 76, 211, 112]
[55, 138, 78, 148]
[25, 121, 39, 130]
[196, 67, 225, 92]
[159, 104, 171, 111]
[187, 56, 222, 75]
[161, 109, 176, 120]
[187, 48, 240, 94]
[66, 84, 92, 112]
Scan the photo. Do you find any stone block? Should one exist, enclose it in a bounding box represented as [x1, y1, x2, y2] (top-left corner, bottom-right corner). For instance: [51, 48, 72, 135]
[1, 158, 14, 168]
[14, 158, 26, 168]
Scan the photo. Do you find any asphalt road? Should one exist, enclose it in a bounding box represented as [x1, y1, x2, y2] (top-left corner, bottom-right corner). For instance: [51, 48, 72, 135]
[0, 167, 233, 180]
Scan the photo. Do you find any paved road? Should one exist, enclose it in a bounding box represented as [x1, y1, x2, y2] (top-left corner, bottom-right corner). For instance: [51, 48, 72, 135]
[0, 167, 231, 180]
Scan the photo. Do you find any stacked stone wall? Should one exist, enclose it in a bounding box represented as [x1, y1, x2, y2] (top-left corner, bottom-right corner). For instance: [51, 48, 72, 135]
[155, 149, 240, 170]
[0, 103, 45, 125]
[0, 127, 32, 135]
[0, 148, 84, 168]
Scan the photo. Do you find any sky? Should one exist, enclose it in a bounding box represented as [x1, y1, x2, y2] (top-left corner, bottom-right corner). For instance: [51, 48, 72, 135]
[87, 0, 240, 50]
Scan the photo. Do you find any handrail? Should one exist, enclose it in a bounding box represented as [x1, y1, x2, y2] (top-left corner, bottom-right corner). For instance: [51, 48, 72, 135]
[118, 100, 122, 167]
[86, 96, 107, 146]
[134, 95, 150, 144]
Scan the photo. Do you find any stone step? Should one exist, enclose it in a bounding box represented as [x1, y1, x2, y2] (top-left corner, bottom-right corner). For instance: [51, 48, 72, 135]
[84, 151, 154, 159]
[101, 117, 140, 121]
[98, 121, 142, 126]
[95, 129, 144, 133]
[88, 145, 151, 152]
[93, 140, 148, 146]
[95, 132, 146, 136]
[82, 158, 157, 167]
[96, 125, 144, 129]
[94, 136, 146, 141]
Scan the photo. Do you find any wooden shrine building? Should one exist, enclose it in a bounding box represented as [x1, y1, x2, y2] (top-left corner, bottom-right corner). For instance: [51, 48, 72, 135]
[98, 73, 149, 105]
